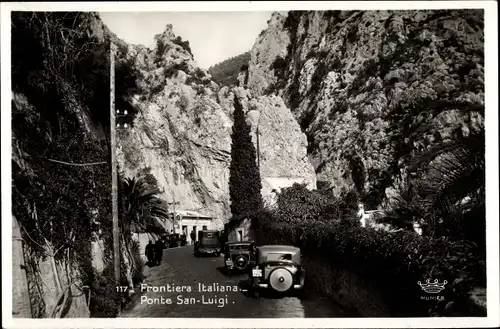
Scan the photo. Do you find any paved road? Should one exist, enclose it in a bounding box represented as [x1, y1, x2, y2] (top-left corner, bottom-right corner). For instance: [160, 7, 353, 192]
[121, 246, 345, 318]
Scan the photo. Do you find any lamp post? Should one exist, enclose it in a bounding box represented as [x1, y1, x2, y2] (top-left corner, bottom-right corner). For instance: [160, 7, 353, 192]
[109, 42, 121, 315]
[110, 42, 133, 313]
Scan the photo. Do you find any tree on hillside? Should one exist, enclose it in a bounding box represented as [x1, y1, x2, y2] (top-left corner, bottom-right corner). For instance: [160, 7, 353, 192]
[229, 96, 263, 218]
[137, 166, 162, 193]
[208, 52, 251, 87]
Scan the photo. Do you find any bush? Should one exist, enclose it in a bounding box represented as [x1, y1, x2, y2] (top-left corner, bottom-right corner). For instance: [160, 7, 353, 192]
[172, 36, 193, 57]
[257, 184, 486, 316]
[176, 94, 189, 111]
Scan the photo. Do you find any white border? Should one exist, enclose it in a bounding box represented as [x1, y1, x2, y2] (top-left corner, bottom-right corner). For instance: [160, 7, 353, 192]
[1, 1, 498, 328]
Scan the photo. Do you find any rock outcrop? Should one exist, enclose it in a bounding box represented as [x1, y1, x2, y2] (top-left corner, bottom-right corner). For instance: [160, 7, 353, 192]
[244, 10, 484, 207]
[115, 24, 316, 227]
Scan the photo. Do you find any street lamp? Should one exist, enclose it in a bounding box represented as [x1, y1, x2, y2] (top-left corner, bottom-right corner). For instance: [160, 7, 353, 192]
[110, 43, 135, 312]
[109, 42, 121, 315]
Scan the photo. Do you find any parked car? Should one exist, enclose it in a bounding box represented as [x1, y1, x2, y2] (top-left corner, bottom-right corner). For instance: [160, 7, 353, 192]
[224, 241, 256, 275]
[249, 245, 306, 299]
[194, 230, 221, 257]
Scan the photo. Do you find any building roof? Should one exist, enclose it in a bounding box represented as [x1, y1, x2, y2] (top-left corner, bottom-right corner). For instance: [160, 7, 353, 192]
[169, 210, 214, 219]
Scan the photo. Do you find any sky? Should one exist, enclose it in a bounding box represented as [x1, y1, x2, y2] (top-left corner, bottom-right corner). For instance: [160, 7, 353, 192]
[99, 11, 277, 69]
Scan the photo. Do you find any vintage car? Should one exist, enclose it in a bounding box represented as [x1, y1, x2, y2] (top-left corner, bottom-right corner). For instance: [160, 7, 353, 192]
[194, 230, 221, 257]
[168, 233, 181, 248]
[249, 245, 306, 298]
[224, 241, 256, 275]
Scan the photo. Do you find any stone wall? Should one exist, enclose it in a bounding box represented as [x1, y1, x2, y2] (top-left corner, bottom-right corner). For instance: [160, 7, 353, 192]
[13, 215, 91, 318]
[12, 216, 32, 318]
[302, 255, 391, 316]
[227, 219, 255, 242]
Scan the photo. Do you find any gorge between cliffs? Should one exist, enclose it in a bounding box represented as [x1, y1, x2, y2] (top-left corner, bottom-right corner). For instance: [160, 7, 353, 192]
[10, 8, 487, 320]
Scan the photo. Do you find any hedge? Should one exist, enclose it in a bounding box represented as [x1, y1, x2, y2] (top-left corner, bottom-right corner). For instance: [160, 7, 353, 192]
[256, 216, 486, 317]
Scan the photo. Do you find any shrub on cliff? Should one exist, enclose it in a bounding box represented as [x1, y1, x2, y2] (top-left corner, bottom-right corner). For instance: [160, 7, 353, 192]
[173, 36, 193, 57]
[229, 96, 263, 218]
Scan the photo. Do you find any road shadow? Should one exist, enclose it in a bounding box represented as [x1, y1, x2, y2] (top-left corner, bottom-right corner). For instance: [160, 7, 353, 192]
[193, 253, 220, 258]
[216, 266, 230, 277]
[216, 266, 249, 278]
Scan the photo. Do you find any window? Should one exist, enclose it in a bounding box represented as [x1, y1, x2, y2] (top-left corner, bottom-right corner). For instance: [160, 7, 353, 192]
[267, 253, 292, 262]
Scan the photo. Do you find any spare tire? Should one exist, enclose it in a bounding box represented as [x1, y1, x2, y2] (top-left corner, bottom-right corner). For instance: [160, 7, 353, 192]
[234, 254, 249, 270]
[269, 268, 293, 292]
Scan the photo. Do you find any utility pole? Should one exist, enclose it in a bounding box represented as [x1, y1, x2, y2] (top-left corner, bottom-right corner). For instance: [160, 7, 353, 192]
[256, 125, 260, 171]
[110, 41, 121, 316]
[167, 189, 180, 234]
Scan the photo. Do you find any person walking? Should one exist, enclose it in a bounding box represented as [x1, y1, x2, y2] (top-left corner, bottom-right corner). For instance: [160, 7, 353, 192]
[154, 239, 164, 266]
[145, 240, 155, 266]
[190, 230, 196, 246]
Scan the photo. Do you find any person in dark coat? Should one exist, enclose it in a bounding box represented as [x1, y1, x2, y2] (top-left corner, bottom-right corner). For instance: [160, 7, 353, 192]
[190, 230, 196, 246]
[145, 240, 155, 266]
[154, 239, 164, 265]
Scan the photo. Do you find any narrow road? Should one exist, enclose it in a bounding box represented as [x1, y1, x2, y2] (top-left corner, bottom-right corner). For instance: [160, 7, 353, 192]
[121, 246, 345, 318]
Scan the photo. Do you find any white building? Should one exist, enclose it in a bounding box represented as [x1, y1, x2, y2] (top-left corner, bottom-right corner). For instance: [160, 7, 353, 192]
[158, 210, 216, 244]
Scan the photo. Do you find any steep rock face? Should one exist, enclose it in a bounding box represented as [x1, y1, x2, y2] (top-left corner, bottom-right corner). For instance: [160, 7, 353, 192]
[246, 12, 291, 96]
[246, 10, 484, 206]
[116, 25, 315, 226]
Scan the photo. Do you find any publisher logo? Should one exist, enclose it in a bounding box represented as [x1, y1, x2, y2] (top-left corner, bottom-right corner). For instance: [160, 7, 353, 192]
[417, 279, 447, 294]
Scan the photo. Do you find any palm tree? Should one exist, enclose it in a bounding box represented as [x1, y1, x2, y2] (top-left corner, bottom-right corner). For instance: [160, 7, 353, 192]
[408, 130, 485, 241]
[119, 176, 169, 293]
[121, 176, 169, 233]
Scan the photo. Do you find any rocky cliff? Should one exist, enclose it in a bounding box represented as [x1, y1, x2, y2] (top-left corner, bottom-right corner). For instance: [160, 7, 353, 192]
[244, 10, 484, 207]
[115, 24, 316, 227]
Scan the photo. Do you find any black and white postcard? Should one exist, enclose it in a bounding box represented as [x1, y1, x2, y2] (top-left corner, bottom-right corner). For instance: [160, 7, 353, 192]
[2, 1, 498, 328]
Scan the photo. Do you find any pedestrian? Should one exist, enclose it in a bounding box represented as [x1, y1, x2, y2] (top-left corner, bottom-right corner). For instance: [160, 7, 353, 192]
[154, 239, 164, 265]
[145, 240, 155, 266]
[190, 230, 196, 246]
